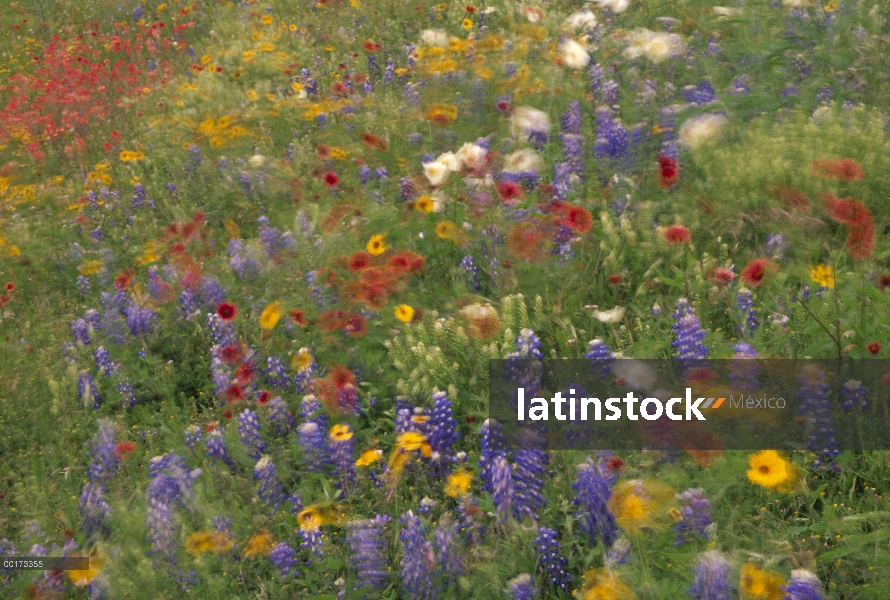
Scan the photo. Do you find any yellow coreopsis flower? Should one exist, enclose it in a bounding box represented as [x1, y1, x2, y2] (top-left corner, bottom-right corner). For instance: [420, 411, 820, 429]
[330, 423, 353, 442]
[414, 196, 434, 212]
[578, 568, 638, 600]
[607, 479, 676, 533]
[356, 448, 383, 467]
[246, 89, 258, 101]
[462, 18, 473, 29]
[259, 301, 284, 330]
[394, 304, 415, 322]
[746, 450, 794, 491]
[366, 234, 387, 256]
[242, 530, 276, 558]
[78, 260, 105, 276]
[297, 503, 342, 531]
[444, 469, 472, 497]
[435, 221, 459, 240]
[67, 546, 105, 587]
[119, 150, 145, 162]
[291, 348, 314, 371]
[809, 264, 835, 289]
[740, 563, 786, 600]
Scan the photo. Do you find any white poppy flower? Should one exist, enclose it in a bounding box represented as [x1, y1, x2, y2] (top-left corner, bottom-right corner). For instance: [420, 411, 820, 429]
[560, 39, 591, 69]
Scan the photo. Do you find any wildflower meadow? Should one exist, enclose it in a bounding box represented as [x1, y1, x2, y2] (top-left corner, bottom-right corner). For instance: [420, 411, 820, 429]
[3, 0, 890, 598]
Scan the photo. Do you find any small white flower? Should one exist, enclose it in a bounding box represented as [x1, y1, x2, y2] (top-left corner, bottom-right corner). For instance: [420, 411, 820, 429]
[677, 113, 728, 149]
[249, 154, 265, 168]
[455, 142, 487, 171]
[436, 151, 461, 172]
[510, 106, 551, 141]
[521, 6, 545, 23]
[564, 9, 597, 30]
[423, 160, 451, 186]
[712, 6, 743, 16]
[612, 359, 658, 392]
[591, 306, 626, 323]
[502, 149, 545, 173]
[420, 29, 450, 47]
[560, 39, 591, 69]
[592, 0, 630, 13]
[624, 29, 683, 64]
[782, 0, 813, 7]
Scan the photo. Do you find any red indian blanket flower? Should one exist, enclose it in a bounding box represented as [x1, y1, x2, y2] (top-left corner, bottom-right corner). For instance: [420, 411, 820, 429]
[812, 158, 864, 181]
[662, 225, 691, 245]
[657, 155, 679, 188]
[740, 258, 777, 287]
[217, 302, 238, 321]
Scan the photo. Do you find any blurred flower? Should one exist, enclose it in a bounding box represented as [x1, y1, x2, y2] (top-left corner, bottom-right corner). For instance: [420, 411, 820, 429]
[67, 546, 105, 586]
[503, 149, 545, 173]
[741, 259, 776, 287]
[613, 358, 657, 392]
[624, 29, 683, 63]
[678, 113, 727, 149]
[564, 9, 597, 30]
[521, 6, 544, 22]
[560, 39, 591, 69]
[460, 303, 501, 340]
[511, 106, 551, 141]
[578, 568, 637, 600]
[607, 479, 676, 532]
[592, 306, 625, 324]
[662, 225, 691, 245]
[242, 529, 276, 558]
[689, 551, 731, 600]
[420, 29, 449, 47]
[593, 0, 630, 12]
[259, 301, 284, 330]
[740, 563, 786, 600]
[782, 569, 826, 600]
[811, 158, 863, 181]
[356, 448, 384, 467]
[444, 469, 473, 497]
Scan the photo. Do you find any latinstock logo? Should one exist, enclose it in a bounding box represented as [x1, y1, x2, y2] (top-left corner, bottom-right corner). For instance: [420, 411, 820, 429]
[515, 387, 728, 423]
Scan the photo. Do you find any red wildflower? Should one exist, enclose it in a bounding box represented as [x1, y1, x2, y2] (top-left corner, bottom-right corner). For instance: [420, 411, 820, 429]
[345, 315, 368, 337]
[773, 186, 810, 212]
[823, 194, 872, 225]
[740, 258, 776, 287]
[192, 212, 206, 224]
[225, 384, 245, 403]
[347, 251, 373, 272]
[329, 365, 356, 390]
[317, 144, 331, 160]
[256, 390, 271, 406]
[389, 251, 426, 273]
[607, 273, 622, 285]
[0, 295, 9, 308]
[867, 341, 881, 355]
[708, 267, 735, 286]
[662, 225, 691, 245]
[495, 180, 522, 204]
[323, 171, 340, 188]
[331, 81, 348, 95]
[4, 282, 15, 292]
[217, 302, 237, 321]
[466, 5, 476, 12]
[206, 422, 217, 433]
[495, 99, 512, 113]
[878, 274, 890, 291]
[114, 270, 134, 291]
[218, 344, 244, 364]
[506, 221, 552, 262]
[657, 155, 679, 188]
[360, 131, 388, 150]
[847, 221, 875, 260]
[169, 242, 187, 254]
[234, 363, 255, 384]
[356, 285, 389, 310]
[605, 455, 624, 473]
[363, 40, 382, 52]
[812, 158, 865, 181]
[114, 442, 136, 458]
[289, 309, 309, 326]
[318, 309, 351, 332]
[560, 205, 593, 233]
[222, 409, 233, 420]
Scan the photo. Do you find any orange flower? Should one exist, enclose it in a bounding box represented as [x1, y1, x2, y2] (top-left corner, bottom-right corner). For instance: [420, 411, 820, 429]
[811, 158, 864, 181]
[506, 220, 552, 262]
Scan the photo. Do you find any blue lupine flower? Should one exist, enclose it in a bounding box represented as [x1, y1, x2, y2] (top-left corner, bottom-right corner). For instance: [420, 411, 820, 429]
[505, 574, 536, 600]
[605, 537, 631, 566]
[796, 366, 839, 469]
[840, 380, 869, 411]
[479, 419, 507, 493]
[588, 60, 604, 102]
[730, 343, 761, 393]
[674, 488, 712, 545]
[147, 453, 199, 508]
[330, 425, 356, 493]
[490, 455, 513, 522]
[535, 527, 571, 591]
[512, 445, 546, 521]
[426, 391, 460, 467]
[684, 80, 717, 104]
[237, 409, 267, 462]
[348, 517, 389, 596]
[735, 288, 758, 338]
[765, 233, 787, 259]
[93, 346, 119, 378]
[116, 381, 138, 408]
[434, 520, 462, 585]
[80, 482, 111, 539]
[782, 569, 826, 600]
[184, 425, 203, 450]
[460, 256, 482, 291]
[672, 298, 709, 367]
[300, 527, 325, 560]
[586, 339, 615, 380]
[455, 497, 486, 546]
[298, 422, 328, 473]
[254, 456, 286, 514]
[266, 397, 297, 436]
[146, 498, 176, 563]
[124, 300, 156, 336]
[132, 183, 147, 208]
[205, 429, 236, 470]
[78, 372, 101, 409]
[418, 498, 437, 515]
[76, 275, 92, 297]
[689, 551, 731, 600]
[71, 319, 91, 345]
[269, 542, 299, 578]
[86, 418, 119, 483]
[572, 457, 619, 547]
[594, 107, 628, 159]
[399, 511, 435, 600]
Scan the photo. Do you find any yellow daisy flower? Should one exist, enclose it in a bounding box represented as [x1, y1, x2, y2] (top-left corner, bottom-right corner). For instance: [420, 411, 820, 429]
[366, 234, 387, 256]
[395, 304, 415, 322]
[259, 301, 284, 330]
